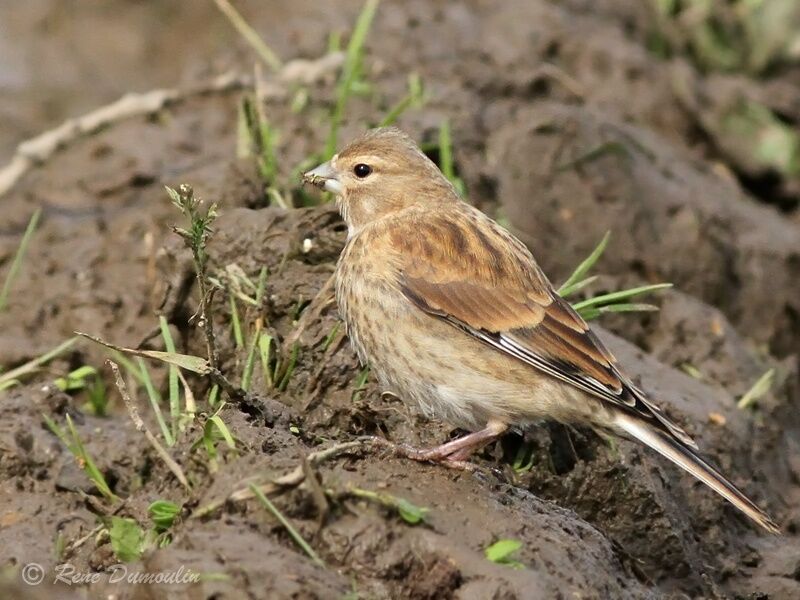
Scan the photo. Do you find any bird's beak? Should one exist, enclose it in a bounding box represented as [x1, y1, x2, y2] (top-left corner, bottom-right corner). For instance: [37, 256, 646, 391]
[302, 160, 342, 195]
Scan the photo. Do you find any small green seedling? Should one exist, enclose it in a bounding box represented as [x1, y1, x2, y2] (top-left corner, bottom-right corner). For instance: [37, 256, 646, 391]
[485, 539, 525, 569]
[54, 366, 97, 393]
[107, 516, 145, 563]
[511, 440, 535, 474]
[149, 500, 181, 532]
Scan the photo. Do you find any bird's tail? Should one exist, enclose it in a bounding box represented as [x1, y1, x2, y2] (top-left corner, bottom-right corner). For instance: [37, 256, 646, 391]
[614, 412, 779, 534]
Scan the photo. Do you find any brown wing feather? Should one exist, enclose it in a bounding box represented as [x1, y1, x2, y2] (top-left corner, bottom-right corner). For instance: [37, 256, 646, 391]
[392, 207, 696, 448]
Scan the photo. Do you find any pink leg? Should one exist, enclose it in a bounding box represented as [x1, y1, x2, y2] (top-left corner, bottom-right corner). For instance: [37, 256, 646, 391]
[372, 421, 508, 469]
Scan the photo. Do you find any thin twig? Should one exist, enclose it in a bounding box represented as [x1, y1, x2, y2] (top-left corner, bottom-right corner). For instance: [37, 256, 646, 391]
[193, 440, 367, 518]
[107, 360, 190, 490]
[0, 72, 248, 198]
[249, 484, 325, 568]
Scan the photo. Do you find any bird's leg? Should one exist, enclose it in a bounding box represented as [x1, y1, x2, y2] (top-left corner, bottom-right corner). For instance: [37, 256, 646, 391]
[375, 421, 508, 468]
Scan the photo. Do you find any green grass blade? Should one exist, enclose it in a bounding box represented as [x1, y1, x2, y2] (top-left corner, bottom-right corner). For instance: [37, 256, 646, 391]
[64, 414, 118, 501]
[325, 0, 380, 159]
[570, 283, 672, 312]
[558, 232, 611, 296]
[378, 73, 424, 127]
[737, 368, 775, 410]
[438, 120, 465, 195]
[207, 384, 220, 409]
[229, 294, 244, 349]
[249, 484, 325, 568]
[159, 316, 181, 441]
[77, 332, 210, 374]
[576, 302, 659, 321]
[258, 333, 273, 387]
[241, 326, 260, 392]
[322, 322, 341, 352]
[137, 358, 175, 447]
[0, 208, 41, 312]
[255, 267, 268, 304]
[557, 275, 599, 299]
[277, 343, 300, 392]
[439, 119, 455, 181]
[0, 336, 78, 392]
[213, 0, 282, 71]
[208, 414, 236, 450]
[42, 414, 72, 449]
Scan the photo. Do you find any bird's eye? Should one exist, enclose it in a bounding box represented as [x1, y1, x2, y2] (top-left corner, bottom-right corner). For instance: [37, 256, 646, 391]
[353, 163, 372, 178]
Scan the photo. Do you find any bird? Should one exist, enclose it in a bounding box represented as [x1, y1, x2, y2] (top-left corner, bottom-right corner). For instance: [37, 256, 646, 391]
[302, 126, 779, 533]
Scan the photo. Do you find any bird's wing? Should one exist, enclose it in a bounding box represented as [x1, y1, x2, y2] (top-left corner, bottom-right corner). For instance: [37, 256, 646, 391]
[391, 208, 696, 448]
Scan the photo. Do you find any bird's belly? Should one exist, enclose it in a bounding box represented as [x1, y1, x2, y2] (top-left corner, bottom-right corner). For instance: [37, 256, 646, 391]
[336, 273, 586, 431]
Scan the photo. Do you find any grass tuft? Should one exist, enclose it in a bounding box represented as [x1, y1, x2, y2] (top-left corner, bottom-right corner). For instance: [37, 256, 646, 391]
[43, 413, 117, 502]
[558, 232, 672, 321]
[324, 0, 381, 159]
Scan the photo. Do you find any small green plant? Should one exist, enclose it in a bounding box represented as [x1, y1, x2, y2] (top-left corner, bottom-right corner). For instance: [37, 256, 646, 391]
[149, 500, 181, 531]
[166, 184, 220, 369]
[485, 539, 525, 569]
[43, 413, 117, 502]
[237, 96, 286, 207]
[511, 440, 535, 474]
[107, 516, 145, 563]
[0, 208, 41, 312]
[196, 404, 237, 471]
[558, 232, 672, 321]
[52, 365, 95, 393]
[347, 486, 429, 525]
[105, 501, 181, 563]
[53, 365, 109, 417]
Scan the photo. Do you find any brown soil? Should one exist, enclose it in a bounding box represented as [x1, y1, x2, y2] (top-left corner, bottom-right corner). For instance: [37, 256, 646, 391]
[1, 1, 799, 599]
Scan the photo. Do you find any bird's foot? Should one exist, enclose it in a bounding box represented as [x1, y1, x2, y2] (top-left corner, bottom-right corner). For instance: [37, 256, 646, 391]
[365, 421, 508, 471]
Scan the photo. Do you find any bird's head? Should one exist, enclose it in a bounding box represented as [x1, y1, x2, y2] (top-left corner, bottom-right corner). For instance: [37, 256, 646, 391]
[303, 127, 458, 234]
